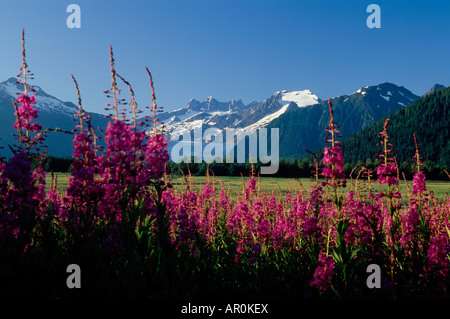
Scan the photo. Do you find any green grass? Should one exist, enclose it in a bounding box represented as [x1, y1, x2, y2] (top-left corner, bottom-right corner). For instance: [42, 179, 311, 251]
[168, 175, 449, 202]
[46, 172, 449, 202]
[45, 172, 70, 194]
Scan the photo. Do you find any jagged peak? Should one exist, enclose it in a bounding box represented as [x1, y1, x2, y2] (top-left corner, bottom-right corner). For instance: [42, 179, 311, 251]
[425, 83, 445, 96]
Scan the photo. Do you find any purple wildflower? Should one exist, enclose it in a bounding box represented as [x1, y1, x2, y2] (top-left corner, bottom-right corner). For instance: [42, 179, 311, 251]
[310, 253, 335, 292]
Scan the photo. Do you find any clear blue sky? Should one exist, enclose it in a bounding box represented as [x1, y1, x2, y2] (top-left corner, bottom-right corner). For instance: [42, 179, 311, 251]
[0, 0, 448, 115]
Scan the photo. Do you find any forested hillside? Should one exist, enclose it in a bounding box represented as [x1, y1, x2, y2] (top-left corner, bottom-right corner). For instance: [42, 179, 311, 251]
[341, 86, 450, 169]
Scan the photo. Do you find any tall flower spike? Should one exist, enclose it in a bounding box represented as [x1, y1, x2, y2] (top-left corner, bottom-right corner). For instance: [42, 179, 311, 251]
[411, 133, 426, 196]
[376, 118, 398, 187]
[21, 29, 28, 94]
[325, 98, 341, 147]
[412, 133, 423, 173]
[116, 73, 137, 129]
[145, 66, 159, 136]
[71, 74, 84, 133]
[378, 118, 394, 166]
[109, 45, 119, 120]
[12, 28, 43, 154]
[321, 99, 345, 188]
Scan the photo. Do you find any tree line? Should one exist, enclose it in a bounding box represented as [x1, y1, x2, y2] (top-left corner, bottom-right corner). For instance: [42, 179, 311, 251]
[2, 153, 445, 181]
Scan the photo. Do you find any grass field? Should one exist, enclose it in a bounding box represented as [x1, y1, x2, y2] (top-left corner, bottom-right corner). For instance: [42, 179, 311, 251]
[47, 172, 449, 202]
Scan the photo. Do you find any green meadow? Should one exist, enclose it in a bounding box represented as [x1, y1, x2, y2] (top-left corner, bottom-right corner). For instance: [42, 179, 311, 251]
[47, 173, 449, 203]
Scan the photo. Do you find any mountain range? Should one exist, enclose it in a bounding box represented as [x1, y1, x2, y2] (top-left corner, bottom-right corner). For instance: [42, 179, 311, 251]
[265, 82, 421, 159]
[161, 82, 422, 161]
[160, 88, 320, 138]
[0, 77, 109, 157]
[0, 77, 446, 165]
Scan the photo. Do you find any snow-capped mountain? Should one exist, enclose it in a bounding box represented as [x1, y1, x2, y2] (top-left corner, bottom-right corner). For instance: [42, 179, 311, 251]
[1, 77, 75, 116]
[0, 77, 108, 157]
[347, 82, 418, 109]
[0, 77, 429, 161]
[241, 89, 320, 132]
[265, 82, 421, 159]
[159, 83, 422, 162]
[161, 89, 321, 141]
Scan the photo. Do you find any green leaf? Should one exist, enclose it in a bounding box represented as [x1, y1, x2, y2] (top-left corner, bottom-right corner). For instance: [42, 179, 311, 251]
[350, 247, 362, 260]
[331, 249, 343, 265]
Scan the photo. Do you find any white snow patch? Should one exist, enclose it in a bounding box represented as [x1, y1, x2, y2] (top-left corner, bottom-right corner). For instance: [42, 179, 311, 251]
[35, 95, 74, 115]
[3, 82, 23, 97]
[242, 103, 291, 132]
[167, 120, 204, 141]
[209, 110, 233, 117]
[3, 82, 74, 115]
[353, 88, 367, 95]
[387, 91, 392, 96]
[398, 102, 405, 106]
[176, 109, 195, 121]
[279, 89, 319, 107]
[380, 94, 390, 101]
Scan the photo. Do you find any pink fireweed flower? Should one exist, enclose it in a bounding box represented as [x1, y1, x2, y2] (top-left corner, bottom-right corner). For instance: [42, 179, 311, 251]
[219, 188, 229, 208]
[234, 238, 248, 263]
[146, 133, 169, 180]
[175, 208, 197, 250]
[227, 200, 258, 241]
[204, 201, 220, 242]
[247, 178, 256, 192]
[202, 183, 214, 199]
[412, 171, 426, 195]
[301, 215, 320, 238]
[2, 151, 46, 251]
[322, 146, 343, 168]
[376, 118, 399, 188]
[272, 210, 297, 249]
[321, 99, 346, 188]
[310, 186, 324, 205]
[376, 162, 398, 186]
[256, 219, 272, 243]
[66, 132, 101, 210]
[427, 234, 449, 277]
[13, 94, 41, 133]
[46, 186, 67, 223]
[310, 252, 335, 292]
[400, 203, 420, 252]
[3, 152, 32, 189]
[267, 195, 278, 213]
[104, 120, 133, 156]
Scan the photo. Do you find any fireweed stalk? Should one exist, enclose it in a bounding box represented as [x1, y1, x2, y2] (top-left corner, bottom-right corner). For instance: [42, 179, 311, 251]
[310, 98, 354, 295]
[376, 118, 402, 282]
[64, 74, 103, 239]
[322, 98, 346, 194]
[0, 29, 48, 255]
